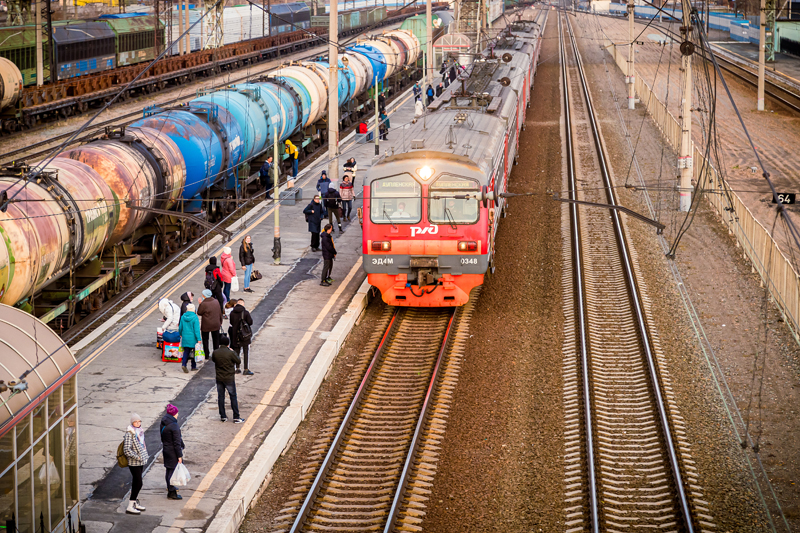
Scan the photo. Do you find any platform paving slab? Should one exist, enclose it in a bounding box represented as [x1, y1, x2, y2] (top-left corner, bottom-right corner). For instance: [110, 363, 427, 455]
[79, 88, 417, 532]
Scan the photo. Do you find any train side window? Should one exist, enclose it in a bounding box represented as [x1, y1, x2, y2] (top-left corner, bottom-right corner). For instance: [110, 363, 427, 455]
[428, 175, 480, 225]
[369, 174, 421, 224]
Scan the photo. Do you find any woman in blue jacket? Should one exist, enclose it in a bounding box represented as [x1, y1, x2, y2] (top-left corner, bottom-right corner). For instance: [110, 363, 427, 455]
[178, 304, 202, 372]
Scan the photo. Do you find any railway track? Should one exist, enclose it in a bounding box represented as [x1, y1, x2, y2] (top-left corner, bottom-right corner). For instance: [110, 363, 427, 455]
[269, 300, 476, 532]
[559, 12, 715, 532]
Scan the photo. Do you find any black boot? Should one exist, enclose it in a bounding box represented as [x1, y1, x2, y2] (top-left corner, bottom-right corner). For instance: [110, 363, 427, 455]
[167, 490, 182, 500]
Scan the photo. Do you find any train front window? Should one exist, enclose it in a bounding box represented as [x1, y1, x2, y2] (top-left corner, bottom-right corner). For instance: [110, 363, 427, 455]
[428, 176, 480, 225]
[370, 174, 421, 224]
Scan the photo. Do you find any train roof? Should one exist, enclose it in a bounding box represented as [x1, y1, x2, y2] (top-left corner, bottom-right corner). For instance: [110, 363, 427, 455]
[54, 21, 116, 44]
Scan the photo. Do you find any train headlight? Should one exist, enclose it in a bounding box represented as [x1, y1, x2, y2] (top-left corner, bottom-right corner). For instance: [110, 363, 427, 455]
[458, 241, 478, 252]
[416, 166, 435, 180]
[372, 241, 391, 251]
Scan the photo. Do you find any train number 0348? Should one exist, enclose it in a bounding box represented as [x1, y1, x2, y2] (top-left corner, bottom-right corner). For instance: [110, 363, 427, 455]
[460, 258, 478, 265]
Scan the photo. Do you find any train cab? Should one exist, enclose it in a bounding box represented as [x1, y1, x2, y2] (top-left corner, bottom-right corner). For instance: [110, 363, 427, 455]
[362, 151, 495, 307]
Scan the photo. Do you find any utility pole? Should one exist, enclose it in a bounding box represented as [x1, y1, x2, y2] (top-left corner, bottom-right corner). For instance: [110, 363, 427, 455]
[35, 0, 43, 86]
[374, 75, 380, 156]
[628, 0, 635, 110]
[426, 0, 433, 86]
[678, 1, 693, 212]
[185, 0, 190, 55]
[328, 0, 340, 183]
[178, 0, 184, 54]
[272, 116, 281, 265]
[758, 0, 766, 110]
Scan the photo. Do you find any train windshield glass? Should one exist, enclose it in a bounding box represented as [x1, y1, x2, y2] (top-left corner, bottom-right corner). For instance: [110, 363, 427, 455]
[370, 174, 422, 224]
[428, 176, 479, 225]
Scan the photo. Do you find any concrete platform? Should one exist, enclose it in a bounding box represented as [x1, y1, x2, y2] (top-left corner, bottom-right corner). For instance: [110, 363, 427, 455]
[78, 87, 419, 532]
[713, 41, 800, 91]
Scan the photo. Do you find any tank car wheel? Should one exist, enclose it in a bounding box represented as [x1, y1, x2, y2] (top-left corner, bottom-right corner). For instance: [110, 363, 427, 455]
[187, 223, 203, 241]
[23, 114, 36, 129]
[120, 271, 134, 289]
[166, 233, 180, 255]
[87, 292, 104, 313]
[151, 234, 167, 263]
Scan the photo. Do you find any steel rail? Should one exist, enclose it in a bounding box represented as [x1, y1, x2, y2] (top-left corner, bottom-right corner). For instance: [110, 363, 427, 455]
[558, 12, 599, 533]
[564, 12, 696, 531]
[288, 308, 401, 532]
[383, 307, 457, 533]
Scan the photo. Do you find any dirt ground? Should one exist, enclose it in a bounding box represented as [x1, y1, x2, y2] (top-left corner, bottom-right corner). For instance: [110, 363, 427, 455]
[572, 13, 799, 531]
[420, 13, 566, 532]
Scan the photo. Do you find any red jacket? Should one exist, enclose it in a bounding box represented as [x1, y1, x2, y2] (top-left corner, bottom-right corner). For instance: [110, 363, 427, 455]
[219, 253, 236, 283]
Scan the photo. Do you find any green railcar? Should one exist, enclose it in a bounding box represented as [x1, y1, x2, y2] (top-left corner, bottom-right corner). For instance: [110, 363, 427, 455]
[0, 24, 54, 85]
[102, 16, 163, 67]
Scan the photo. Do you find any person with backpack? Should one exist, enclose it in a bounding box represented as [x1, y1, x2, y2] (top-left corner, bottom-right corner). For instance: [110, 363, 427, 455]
[228, 299, 254, 375]
[259, 156, 274, 199]
[178, 304, 201, 373]
[121, 413, 148, 515]
[219, 247, 237, 302]
[204, 257, 225, 315]
[303, 196, 324, 251]
[413, 82, 422, 102]
[238, 235, 255, 293]
[379, 112, 390, 140]
[426, 84, 435, 105]
[211, 335, 245, 423]
[323, 186, 343, 233]
[160, 404, 185, 500]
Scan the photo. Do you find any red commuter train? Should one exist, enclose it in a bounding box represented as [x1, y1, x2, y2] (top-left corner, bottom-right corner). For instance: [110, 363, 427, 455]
[361, 12, 545, 306]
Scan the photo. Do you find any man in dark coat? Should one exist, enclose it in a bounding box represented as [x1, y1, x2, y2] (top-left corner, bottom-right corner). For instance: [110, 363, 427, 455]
[303, 196, 324, 251]
[320, 224, 336, 286]
[323, 187, 343, 233]
[198, 289, 223, 356]
[160, 404, 185, 500]
[179, 292, 193, 318]
[259, 156, 274, 198]
[228, 299, 254, 376]
[378, 92, 386, 113]
[426, 84, 435, 105]
[205, 257, 225, 314]
[211, 336, 244, 423]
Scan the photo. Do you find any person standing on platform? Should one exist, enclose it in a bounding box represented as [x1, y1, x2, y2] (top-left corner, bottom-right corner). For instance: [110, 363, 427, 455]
[219, 247, 236, 303]
[343, 157, 357, 176]
[158, 297, 181, 345]
[303, 195, 324, 252]
[379, 112, 390, 140]
[324, 186, 343, 233]
[426, 84, 435, 105]
[413, 82, 422, 102]
[378, 92, 386, 114]
[161, 404, 184, 500]
[204, 257, 225, 315]
[179, 292, 193, 318]
[198, 289, 223, 357]
[320, 224, 336, 286]
[123, 413, 148, 515]
[239, 235, 255, 294]
[229, 299, 254, 376]
[178, 304, 201, 373]
[413, 99, 424, 124]
[284, 139, 299, 177]
[259, 156, 274, 199]
[316, 170, 331, 217]
[436, 83, 443, 96]
[339, 174, 354, 221]
[211, 336, 245, 423]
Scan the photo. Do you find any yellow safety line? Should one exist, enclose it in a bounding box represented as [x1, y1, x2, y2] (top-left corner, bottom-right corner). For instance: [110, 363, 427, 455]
[166, 257, 363, 531]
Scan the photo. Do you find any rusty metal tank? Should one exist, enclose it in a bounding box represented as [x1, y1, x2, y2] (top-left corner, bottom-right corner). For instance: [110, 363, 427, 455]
[61, 140, 158, 245]
[126, 126, 186, 211]
[0, 58, 22, 111]
[0, 158, 115, 306]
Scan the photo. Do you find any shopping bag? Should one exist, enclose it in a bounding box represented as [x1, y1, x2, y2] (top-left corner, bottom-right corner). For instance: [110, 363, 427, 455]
[162, 342, 181, 363]
[170, 463, 191, 487]
[250, 270, 263, 282]
[194, 342, 205, 364]
[231, 275, 239, 293]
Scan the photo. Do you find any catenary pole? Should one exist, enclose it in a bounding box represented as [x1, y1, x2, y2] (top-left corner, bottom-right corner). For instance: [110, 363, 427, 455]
[628, 0, 636, 110]
[329, 0, 340, 183]
[758, 0, 766, 110]
[374, 74, 380, 156]
[273, 116, 281, 265]
[426, 0, 433, 86]
[678, 0, 694, 211]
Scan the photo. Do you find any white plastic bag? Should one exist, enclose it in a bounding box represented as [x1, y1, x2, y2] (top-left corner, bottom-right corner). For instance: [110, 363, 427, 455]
[170, 463, 191, 487]
[194, 342, 205, 364]
[231, 275, 239, 293]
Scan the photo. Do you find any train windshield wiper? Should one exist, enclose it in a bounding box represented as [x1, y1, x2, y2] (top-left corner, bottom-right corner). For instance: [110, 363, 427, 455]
[383, 208, 397, 229]
[444, 206, 458, 230]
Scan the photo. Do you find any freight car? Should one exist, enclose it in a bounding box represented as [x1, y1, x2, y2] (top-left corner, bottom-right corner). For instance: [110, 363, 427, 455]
[361, 13, 545, 307]
[0, 28, 421, 329]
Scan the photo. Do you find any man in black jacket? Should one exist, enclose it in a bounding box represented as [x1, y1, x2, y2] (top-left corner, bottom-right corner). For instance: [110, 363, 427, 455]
[302, 196, 324, 251]
[160, 404, 185, 500]
[229, 299, 254, 376]
[205, 257, 225, 315]
[211, 336, 244, 423]
[323, 187, 343, 233]
[259, 156, 274, 198]
[320, 224, 336, 286]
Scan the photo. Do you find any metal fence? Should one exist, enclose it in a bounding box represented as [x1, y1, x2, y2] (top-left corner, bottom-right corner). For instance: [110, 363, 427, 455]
[605, 39, 800, 340]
